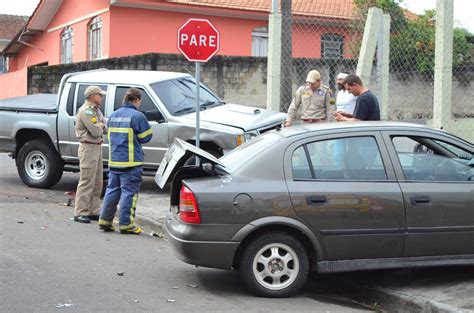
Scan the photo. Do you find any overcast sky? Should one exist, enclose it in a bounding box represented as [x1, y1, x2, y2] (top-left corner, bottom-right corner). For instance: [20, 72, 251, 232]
[0, 0, 473, 32]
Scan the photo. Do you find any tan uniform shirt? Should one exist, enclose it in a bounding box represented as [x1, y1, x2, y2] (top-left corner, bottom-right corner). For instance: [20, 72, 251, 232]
[76, 101, 106, 143]
[287, 85, 336, 122]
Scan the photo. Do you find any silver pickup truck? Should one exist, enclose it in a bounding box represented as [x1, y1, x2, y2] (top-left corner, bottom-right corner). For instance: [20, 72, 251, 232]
[0, 69, 286, 188]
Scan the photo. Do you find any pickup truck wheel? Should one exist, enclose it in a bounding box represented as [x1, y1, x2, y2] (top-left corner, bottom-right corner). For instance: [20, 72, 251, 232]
[239, 231, 309, 298]
[16, 139, 64, 188]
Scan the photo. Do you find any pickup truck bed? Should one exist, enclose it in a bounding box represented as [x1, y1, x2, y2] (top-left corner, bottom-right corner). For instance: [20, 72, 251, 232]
[0, 94, 58, 113]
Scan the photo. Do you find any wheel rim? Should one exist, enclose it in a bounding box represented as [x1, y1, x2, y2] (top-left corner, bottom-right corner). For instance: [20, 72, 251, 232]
[24, 151, 48, 180]
[252, 242, 300, 291]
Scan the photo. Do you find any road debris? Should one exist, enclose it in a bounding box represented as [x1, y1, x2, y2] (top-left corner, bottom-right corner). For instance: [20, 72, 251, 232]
[166, 299, 176, 303]
[117, 272, 125, 276]
[187, 284, 199, 288]
[55, 303, 73, 308]
[17, 221, 24, 224]
[150, 231, 163, 238]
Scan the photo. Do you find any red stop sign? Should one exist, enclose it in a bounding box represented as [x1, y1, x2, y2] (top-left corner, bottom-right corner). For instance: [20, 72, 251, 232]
[177, 19, 220, 63]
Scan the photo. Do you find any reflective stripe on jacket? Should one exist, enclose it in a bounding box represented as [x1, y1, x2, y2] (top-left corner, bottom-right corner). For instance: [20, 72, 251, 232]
[107, 103, 153, 168]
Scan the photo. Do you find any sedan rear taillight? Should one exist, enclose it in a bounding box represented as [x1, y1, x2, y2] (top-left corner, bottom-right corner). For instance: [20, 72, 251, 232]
[179, 185, 201, 224]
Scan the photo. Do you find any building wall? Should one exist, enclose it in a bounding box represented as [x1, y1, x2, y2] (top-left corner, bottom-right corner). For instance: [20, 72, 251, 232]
[8, 3, 352, 74]
[292, 24, 352, 59]
[25, 53, 474, 122]
[26, 53, 268, 107]
[108, 6, 267, 58]
[8, 0, 110, 72]
[0, 68, 28, 99]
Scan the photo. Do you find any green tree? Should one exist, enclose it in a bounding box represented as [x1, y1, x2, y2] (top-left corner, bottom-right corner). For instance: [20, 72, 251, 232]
[353, 0, 407, 32]
[390, 9, 473, 77]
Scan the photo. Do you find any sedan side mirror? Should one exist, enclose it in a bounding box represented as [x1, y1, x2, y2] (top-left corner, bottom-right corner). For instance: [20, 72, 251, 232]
[145, 110, 165, 123]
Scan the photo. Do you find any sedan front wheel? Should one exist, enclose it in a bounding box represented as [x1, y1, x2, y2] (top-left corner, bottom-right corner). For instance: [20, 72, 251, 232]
[240, 231, 309, 297]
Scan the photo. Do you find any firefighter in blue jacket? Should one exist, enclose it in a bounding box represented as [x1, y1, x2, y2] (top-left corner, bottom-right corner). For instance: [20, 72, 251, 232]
[98, 88, 153, 234]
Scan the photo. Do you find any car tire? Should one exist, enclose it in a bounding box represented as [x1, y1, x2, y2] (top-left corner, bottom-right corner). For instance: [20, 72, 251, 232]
[16, 139, 64, 188]
[239, 231, 309, 298]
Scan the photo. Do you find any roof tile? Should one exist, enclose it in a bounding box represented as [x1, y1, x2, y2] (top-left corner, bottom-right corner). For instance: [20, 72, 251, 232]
[166, 0, 355, 19]
[0, 14, 29, 40]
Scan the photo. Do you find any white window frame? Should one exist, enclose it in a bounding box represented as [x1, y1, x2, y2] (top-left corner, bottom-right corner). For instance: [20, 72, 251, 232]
[88, 16, 103, 60]
[61, 26, 74, 64]
[252, 26, 268, 57]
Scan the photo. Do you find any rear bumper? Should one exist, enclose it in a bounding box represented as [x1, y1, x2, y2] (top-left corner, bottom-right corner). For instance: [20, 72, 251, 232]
[164, 217, 240, 270]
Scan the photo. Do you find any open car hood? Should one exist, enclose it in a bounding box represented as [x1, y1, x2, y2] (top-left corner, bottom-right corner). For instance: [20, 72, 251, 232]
[154, 138, 228, 189]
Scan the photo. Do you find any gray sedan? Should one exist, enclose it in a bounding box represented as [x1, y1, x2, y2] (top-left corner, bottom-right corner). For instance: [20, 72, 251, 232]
[155, 122, 474, 297]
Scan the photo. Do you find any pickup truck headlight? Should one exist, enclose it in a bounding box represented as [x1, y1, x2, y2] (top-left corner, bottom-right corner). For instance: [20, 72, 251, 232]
[237, 131, 259, 146]
[236, 134, 245, 146]
[244, 131, 258, 142]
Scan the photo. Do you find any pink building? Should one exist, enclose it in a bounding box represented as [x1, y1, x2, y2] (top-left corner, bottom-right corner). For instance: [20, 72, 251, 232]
[1, 0, 355, 99]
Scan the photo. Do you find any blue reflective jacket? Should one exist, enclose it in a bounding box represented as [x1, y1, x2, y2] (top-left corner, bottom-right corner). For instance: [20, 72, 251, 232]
[107, 103, 153, 168]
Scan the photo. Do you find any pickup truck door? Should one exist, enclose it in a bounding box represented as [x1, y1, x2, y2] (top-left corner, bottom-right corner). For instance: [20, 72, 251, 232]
[67, 83, 109, 160]
[57, 82, 76, 158]
[110, 86, 169, 169]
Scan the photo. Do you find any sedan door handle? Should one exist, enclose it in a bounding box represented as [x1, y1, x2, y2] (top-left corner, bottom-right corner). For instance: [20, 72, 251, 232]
[306, 195, 327, 206]
[410, 195, 431, 206]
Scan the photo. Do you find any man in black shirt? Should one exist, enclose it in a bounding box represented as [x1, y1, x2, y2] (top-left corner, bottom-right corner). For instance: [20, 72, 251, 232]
[335, 74, 380, 121]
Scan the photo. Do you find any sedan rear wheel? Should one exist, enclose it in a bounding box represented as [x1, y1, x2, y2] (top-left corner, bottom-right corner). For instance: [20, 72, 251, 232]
[240, 231, 309, 297]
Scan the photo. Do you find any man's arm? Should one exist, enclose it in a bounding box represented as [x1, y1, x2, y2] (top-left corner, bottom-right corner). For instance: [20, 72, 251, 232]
[336, 112, 360, 121]
[285, 87, 303, 127]
[79, 110, 105, 137]
[325, 89, 336, 122]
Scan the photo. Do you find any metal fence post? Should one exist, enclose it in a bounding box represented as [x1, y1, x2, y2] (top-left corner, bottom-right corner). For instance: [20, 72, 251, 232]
[432, 0, 453, 130]
[356, 7, 382, 86]
[266, 0, 282, 112]
[379, 13, 391, 120]
[280, 0, 293, 113]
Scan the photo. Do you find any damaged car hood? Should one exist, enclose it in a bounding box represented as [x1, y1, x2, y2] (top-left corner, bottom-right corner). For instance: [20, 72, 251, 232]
[183, 104, 286, 131]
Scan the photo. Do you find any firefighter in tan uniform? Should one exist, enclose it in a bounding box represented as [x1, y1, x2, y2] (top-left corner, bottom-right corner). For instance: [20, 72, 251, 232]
[284, 70, 336, 127]
[74, 86, 107, 224]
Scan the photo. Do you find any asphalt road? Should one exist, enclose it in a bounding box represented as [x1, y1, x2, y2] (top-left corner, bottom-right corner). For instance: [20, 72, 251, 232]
[3, 152, 472, 312]
[0, 153, 372, 313]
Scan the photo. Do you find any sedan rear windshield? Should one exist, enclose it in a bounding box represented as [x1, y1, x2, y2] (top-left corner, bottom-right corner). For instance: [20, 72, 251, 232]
[220, 132, 282, 172]
[150, 77, 223, 116]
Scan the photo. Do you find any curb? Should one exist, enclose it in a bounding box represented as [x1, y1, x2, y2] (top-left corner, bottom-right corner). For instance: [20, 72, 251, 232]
[344, 282, 471, 313]
[135, 213, 166, 237]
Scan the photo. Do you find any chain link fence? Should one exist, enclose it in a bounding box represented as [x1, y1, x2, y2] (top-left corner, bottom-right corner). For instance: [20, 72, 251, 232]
[274, 1, 473, 141]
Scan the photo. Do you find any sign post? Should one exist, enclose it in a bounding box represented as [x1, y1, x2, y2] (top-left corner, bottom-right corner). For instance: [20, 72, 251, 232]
[177, 19, 220, 154]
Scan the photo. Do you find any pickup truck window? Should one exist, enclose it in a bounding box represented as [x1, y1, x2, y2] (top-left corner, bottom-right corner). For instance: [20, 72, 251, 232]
[114, 87, 159, 120]
[150, 77, 222, 116]
[66, 83, 76, 116]
[76, 84, 108, 112]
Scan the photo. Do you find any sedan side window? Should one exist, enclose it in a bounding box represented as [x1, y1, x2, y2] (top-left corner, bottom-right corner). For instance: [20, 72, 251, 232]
[392, 136, 474, 182]
[292, 136, 387, 180]
[292, 146, 312, 179]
